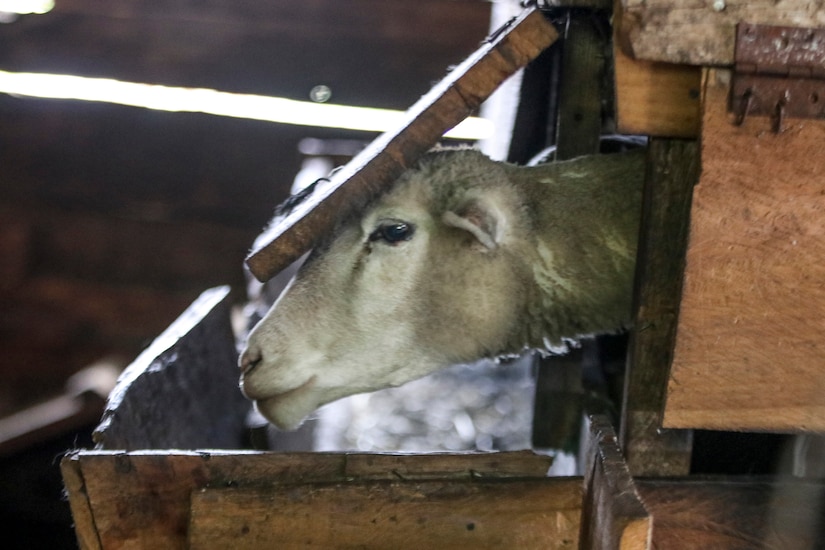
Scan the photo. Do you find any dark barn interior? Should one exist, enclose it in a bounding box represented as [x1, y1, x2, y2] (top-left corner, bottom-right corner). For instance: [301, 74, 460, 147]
[0, 1, 491, 546]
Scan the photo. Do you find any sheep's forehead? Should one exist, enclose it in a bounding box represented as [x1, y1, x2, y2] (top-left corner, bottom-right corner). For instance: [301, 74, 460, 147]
[382, 150, 500, 207]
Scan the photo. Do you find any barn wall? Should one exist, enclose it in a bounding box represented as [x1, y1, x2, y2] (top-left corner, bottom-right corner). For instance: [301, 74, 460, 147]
[0, 0, 491, 414]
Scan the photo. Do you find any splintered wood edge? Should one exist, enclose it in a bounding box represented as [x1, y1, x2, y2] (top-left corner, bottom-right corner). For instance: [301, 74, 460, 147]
[60, 452, 104, 550]
[583, 416, 651, 549]
[245, 7, 559, 282]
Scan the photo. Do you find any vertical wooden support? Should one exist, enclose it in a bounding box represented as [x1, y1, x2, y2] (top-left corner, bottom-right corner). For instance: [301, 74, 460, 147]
[620, 139, 696, 476]
[60, 454, 103, 550]
[580, 415, 651, 550]
[554, 12, 607, 160]
[532, 9, 610, 453]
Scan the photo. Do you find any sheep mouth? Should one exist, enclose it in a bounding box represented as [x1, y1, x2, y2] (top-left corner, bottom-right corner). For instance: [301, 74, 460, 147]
[250, 375, 319, 430]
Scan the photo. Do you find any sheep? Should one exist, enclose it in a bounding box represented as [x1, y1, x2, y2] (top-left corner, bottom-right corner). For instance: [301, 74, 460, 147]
[240, 148, 645, 430]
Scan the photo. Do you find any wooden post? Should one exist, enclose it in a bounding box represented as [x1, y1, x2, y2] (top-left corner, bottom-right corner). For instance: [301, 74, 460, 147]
[579, 415, 651, 550]
[620, 139, 697, 476]
[532, 8, 610, 454]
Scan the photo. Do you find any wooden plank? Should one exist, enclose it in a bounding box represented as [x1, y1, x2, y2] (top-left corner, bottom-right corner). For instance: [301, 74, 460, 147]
[60, 454, 103, 550]
[93, 286, 249, 450]
[62, 450, 562, 549]
[619, 139, 696, 477]
[188, 478, 582, 549]
[617, 0, 825, 65]
[245, 8, 559, 281]
[554, 12, 605, 160]
[638, 478, 825, 548]
[532, 10, 607, 452]
[666, 69, 825, 431]
[580, 416, 650, 550]
[613, 0, 701, 138]
[343, 450, 554, 480]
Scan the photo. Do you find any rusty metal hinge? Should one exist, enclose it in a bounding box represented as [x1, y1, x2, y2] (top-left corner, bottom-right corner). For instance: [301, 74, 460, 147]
[731, 23, 825, 132]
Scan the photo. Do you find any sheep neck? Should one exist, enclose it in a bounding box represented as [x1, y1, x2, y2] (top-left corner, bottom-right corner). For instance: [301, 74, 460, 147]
[505, 151, 645, 353]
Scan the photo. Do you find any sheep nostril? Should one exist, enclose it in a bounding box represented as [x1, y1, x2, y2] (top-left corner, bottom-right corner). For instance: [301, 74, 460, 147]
[239, 350, 262, 375]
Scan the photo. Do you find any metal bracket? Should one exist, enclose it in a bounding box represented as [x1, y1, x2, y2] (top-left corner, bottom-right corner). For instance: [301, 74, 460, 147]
[731, 23, 825, 132]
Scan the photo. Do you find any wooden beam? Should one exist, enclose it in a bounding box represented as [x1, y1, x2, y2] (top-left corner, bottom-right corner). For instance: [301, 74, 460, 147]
[666, 69, 825, 431]
[620, 139, 696, 477]
[0, 1, 490, 104]
[617, 0, 825, 65]
[245, 8, 559, 281]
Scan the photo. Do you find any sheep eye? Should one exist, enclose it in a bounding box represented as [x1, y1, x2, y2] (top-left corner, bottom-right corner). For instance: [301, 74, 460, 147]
[369, 222, 415, 244]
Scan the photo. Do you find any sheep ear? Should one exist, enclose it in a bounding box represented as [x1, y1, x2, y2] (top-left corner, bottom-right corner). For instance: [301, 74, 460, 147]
[442, 200, 499, 250]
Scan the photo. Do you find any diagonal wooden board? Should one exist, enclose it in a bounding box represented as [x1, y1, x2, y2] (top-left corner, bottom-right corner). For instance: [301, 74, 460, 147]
[246, 7, 559, 282]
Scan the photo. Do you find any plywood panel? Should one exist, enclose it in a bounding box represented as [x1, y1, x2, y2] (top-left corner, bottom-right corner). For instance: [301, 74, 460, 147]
[666, 69, 825, 431]
[618, 0, 825, 65]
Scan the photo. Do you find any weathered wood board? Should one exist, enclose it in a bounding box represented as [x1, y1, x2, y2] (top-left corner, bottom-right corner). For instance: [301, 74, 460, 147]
[638, 479, 825, 548]
[60, 450, 561, 550]
[613, 0, 701, 139]
[618, 0, 825, 65]
[189, 478, 581, 549]
[666, 69, 825, 431]
[621, 139, 697, 477]
[579, 416, 651, 550]
[246, 7, 558, 281]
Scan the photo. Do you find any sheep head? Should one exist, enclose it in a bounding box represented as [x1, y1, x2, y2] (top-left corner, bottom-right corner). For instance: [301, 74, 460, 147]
[239, 149, 535, 430]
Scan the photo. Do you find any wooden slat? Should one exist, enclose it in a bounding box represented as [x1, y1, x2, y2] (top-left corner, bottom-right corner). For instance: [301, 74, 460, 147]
[60, 454, 103, 550]
[554, 12, 605, 160]
[61, 450, 560, 550]
[188, 478, 581, 549]
[617, 0, 825, 65]
[343, 450, 553, 480]
[613, 0, 701, 138]
[639, 478, 825, 548]
[245, 8, 559, 281]
[580, 416, 651, 550]
[620, 139, 696, 477]
[666, 69, 825, 431]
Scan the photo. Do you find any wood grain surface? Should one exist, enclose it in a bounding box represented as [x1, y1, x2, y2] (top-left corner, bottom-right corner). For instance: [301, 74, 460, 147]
[666, 69, 825, 431]
[61, 450, 557, 549]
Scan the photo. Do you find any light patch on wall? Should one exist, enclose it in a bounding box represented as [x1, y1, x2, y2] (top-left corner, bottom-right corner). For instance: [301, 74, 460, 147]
[0, 0, 53, 15]
[0, 70, 493, 140]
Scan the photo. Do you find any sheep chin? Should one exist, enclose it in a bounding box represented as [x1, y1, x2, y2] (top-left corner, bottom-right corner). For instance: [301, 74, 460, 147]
[253, 375, 319, 431]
